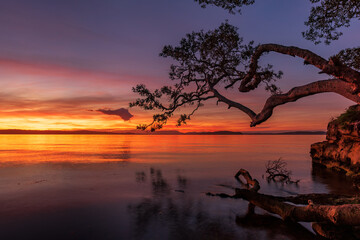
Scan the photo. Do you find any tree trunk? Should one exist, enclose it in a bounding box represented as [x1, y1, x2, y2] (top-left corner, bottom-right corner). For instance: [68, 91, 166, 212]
[234, 188, 360, 225]
[207, 169, 360, 239]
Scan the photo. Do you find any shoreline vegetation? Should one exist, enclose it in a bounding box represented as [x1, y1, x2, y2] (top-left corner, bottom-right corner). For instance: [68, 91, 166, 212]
[0, 129, 326, 135]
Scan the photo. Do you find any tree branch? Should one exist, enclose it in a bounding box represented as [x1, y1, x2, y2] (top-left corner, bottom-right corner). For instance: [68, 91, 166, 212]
[239, 44, 360, 93]
[234, 168, 260, 192]
[209, 78, 360, 128]
[209, 169, 360, 226]
[210, 87, 256, 120]
[133, 23, 360, 130]
[251, 79, 360, 127]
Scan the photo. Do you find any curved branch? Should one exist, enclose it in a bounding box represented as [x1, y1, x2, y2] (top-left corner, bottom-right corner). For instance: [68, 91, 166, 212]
[251, 79, 360, 127]
[235, 168, 260, 192]
[239, 44, 360, 92]
[211, 79, 360, 128]
[134, 24, 360, 130]
[210, 87, 256, 120]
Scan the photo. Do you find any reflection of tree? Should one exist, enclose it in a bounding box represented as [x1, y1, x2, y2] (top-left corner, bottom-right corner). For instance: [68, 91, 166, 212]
[130, 167, 324, 240]
[115, 142, 131, 160]
[97, 142, 131, 161]
[177, 175, 187, 189]
[128, 168, 237, 240]
[119, 148, 131, 160]
[136, 171, 146, 183]
[150, 168, 170, 196]
[128, 198, 162, 239]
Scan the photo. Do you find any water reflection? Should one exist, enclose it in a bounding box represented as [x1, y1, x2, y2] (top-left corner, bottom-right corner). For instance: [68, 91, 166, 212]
[235, 211, 320, 240]
[129, 168, 237, 240]
[0, 135, 355, 240]
[128, 167, 324, 240]
[177, 175, 187, 189]
[149, 168, 170, 197]
[0, 135, 133, 164]
[311, 163, 356, 194]
[136, 171, 146, 183]
[265, 181, 300, 195]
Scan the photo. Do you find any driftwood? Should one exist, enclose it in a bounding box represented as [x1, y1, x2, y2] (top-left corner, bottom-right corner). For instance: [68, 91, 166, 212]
[234, 188, 360, 226]
[234, 168, 260, 191]
[207, 168, 360, 239]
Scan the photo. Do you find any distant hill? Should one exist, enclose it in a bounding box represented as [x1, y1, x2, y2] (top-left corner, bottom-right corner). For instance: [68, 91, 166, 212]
[0, 129, 325, 135]
[184, 131, 243, 135]
[242, 131, 326, 135]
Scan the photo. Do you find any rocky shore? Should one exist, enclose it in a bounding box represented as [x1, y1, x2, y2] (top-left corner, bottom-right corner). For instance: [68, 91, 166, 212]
[311, 105, 360, 188]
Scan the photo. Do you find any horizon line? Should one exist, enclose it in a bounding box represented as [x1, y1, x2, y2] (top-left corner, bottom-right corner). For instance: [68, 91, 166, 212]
[0, 129, 326, 135]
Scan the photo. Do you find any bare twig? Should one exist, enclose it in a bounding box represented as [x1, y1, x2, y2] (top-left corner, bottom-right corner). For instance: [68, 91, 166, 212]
[265, 158, 300, 184]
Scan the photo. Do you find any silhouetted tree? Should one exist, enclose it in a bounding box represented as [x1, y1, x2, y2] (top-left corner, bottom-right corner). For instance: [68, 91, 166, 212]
[131, 0, 360, 131]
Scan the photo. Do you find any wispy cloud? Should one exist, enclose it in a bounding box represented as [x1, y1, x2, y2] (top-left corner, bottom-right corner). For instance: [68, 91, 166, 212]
[0, 58, 126, 84]
[0, 92, 123, 110]
[97, 108, 134, 121]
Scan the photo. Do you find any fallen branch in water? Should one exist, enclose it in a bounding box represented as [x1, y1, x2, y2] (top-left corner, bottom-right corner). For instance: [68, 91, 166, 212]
[265, 158, 300, 184]
[235, 168, 260, 191]
[206, 169, 360, 239]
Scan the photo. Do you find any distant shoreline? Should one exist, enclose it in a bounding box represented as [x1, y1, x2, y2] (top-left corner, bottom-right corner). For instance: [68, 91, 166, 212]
[0, 130, 326, 135]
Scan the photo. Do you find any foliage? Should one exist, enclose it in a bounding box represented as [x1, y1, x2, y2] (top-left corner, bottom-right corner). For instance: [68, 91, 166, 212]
[334, 105, 360, 130]
[194, 0, 254, 14]
[130, 23, 282, 131]
[335, 47, 360, 71]
[131, 0, 360, 131]
[303, 0, 360, 44]
[197, 0, 360, 45]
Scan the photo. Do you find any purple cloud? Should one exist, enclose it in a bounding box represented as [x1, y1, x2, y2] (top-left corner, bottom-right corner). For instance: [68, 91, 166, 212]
[97, 108, 134, 121]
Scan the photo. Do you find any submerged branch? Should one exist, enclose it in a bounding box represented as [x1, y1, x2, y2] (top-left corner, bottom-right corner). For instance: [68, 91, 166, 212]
[207, 168, 360, 239]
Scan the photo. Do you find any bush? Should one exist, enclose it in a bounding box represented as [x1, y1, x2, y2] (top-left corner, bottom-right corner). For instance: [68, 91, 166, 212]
[334, 105, 360, 130]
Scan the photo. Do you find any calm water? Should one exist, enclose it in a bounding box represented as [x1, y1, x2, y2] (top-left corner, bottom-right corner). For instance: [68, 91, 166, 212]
[0, 135, 355, 240]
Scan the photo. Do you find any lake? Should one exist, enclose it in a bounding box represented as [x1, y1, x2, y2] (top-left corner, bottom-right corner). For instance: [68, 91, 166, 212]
[0, 135, 355, 240]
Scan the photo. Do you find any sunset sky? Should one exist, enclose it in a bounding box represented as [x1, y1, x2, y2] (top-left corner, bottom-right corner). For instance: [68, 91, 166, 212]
[0, 0, 358, 132]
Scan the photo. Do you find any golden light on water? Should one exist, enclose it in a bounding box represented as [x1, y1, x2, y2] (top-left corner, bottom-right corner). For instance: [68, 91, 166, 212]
[0, 134, 324, 165]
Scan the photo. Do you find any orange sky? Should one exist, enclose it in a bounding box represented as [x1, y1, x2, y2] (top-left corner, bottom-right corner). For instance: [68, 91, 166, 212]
[0, 1, 357, 132]
[0, 58, 353, 132]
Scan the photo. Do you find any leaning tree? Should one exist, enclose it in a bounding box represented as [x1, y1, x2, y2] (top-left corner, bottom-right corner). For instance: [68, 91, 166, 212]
[130, 1, 360, 238]
[131, 0, 360, 131]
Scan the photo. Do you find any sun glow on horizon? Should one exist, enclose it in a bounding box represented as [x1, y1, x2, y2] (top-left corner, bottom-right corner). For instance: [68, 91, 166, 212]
[0, 29, 354, 134]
